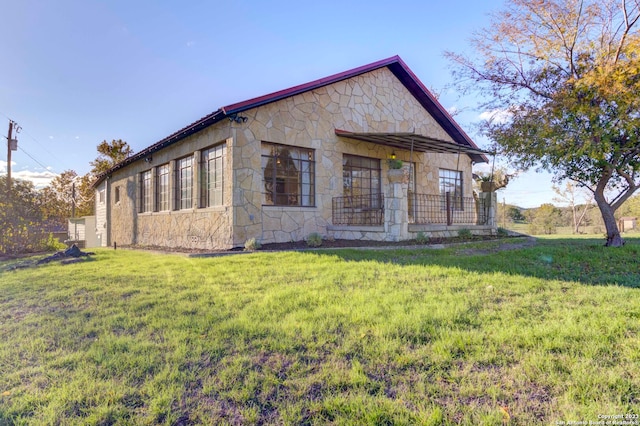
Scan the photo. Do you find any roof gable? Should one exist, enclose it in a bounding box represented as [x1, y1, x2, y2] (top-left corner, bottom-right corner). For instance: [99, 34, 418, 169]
[94, 56, 485, 186]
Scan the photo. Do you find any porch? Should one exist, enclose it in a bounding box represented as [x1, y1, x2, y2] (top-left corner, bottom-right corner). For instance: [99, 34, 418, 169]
[329, 191, 497, 241]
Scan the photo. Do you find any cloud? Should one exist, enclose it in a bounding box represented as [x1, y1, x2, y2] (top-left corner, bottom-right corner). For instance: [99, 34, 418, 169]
[447, 105, 459, 116]
[186, 40, 196, 47]
[13, 170, 58, 188]
[0, 160, 14, 174]
[478, 109, 512, 124]
[0, 161, 57, 188]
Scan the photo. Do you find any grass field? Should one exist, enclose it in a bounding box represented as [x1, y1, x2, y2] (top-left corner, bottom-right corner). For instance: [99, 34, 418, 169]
[1, 237, 639, 425]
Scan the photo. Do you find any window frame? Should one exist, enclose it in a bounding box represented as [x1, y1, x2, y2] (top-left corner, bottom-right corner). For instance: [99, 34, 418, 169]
[175, 156, 194, 210]
[156, 163, 170, 212]
[261, 142, 315, 207]
[200, 143, 226, 208]
[139, 169, 153, 213]
[342, 154, 382, 208]
[439, 168, 463, 211]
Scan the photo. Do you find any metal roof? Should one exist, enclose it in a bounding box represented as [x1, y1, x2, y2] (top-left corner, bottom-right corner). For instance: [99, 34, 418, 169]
[335, 130, 490, 162]
[94, 56, 487, 186]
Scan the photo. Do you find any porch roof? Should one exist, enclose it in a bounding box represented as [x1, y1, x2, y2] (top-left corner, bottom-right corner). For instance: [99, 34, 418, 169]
[335, 129, 490, 163]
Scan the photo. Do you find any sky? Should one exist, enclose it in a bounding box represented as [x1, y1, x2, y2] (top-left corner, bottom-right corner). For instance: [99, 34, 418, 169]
[0, 0, 562, 208]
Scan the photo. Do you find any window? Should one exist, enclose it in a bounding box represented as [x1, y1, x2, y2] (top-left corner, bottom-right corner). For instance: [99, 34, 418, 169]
[201, 144, 226, 207]
[262, 143, 315, 206]
[114, 187, 121, 204]
[156, 164, 170, 211]
[175, 156, 193, 210]
[343, 154, 381, 207]
[99, 190, 105, 204]
[439, 169, 463, 210]
[139, 170, 152, 213]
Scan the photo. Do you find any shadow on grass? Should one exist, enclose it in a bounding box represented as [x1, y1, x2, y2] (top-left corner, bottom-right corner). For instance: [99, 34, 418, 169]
[315, 237, 640, 288]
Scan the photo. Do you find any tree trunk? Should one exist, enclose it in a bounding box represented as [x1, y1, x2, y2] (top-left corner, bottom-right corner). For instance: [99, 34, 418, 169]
[594, 195, 624, 247]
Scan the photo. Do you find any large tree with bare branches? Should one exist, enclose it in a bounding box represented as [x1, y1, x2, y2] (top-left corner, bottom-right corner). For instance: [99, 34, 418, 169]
[447, 0, 640, 246]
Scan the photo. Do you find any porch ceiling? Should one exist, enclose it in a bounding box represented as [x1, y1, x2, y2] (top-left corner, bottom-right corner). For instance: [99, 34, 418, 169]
[335, 129, 489, 163]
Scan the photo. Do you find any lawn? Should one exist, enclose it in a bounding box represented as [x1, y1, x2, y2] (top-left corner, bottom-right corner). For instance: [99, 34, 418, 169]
[1, 237, 639, 425]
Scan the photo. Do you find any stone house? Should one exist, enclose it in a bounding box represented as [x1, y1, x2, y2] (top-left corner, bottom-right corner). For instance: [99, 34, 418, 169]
[93, 56, 494, 250]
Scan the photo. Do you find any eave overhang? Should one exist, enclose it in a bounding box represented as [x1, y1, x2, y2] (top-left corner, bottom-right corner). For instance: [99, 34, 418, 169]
[93, 55, 487, 188]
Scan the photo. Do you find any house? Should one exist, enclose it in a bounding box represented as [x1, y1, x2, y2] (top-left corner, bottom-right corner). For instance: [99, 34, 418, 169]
[93, 56, 494, 250]
[68, 216, 99, 248]
[619, 216, 637, 232]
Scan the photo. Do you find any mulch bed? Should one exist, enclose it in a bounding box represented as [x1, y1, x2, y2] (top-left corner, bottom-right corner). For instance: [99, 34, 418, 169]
[259, 235, 503, 251]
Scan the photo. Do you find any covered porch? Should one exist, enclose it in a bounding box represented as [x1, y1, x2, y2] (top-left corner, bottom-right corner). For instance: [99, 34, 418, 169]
[328, 130, 495, 241]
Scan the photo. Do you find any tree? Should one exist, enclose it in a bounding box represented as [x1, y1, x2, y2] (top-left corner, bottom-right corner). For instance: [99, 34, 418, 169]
[527, 203, 562, 235]
[90, 139, 133, 175]
[552, 181, 593, 234]
[507, 206, 525, 222]
[40, 170, 94, 223]
[79, 139, 133, 214]
[447, 0, 640, 246]
[618, 193, 640, 218]
[0, 177, 46, 254]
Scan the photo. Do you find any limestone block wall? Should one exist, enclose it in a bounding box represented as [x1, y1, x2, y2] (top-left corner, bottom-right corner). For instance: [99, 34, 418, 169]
[108, 127, 235, 250]
[104, 65, 478, 249]
[229, 66, 475, 245]
[136, 208, 232, 250]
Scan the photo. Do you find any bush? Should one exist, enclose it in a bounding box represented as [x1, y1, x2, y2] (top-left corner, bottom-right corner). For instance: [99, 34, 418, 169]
[497, 227, 510, 238]
[415, 231, 429, 244]
[306, 233, 323, 247]
[457, 228, 473, 240]
[45, 233, 66, 252]
[244, 238, 261, 251]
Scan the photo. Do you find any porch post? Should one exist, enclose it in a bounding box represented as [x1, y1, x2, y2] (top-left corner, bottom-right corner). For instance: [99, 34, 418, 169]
[385, 171, 410, 241]
[479, 191, 498, 228]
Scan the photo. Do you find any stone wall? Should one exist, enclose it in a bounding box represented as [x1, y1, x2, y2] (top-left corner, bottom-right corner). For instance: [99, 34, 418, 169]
[104, 66, 479, 249]
[107, 130, 235, 249]
[230, 66, 475, 245]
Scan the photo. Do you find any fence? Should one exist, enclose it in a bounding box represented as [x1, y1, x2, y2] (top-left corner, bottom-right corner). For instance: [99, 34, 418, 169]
[332, 194, 384, 226]
[409, 193, 487, 225]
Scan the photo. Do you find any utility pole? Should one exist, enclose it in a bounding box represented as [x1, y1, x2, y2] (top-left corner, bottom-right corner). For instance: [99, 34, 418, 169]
[6, 120, 14, 194]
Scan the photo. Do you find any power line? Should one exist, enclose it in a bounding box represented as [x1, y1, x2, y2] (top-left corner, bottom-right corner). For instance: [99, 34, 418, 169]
[0, 110, 64, 170]
[17, 145, 55, 173]
[20, 127, 64, 166]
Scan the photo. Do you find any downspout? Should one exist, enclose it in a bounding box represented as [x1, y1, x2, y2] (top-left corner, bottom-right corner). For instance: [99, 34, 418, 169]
[106, 176, 112, 247]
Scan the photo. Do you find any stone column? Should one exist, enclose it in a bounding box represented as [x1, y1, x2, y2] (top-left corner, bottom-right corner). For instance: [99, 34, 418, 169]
[479, 191, 498, 227]
[385, 169, 410, 241]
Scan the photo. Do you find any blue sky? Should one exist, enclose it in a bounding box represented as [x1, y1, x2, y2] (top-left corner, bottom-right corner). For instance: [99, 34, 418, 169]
[0, 0, 558, 207]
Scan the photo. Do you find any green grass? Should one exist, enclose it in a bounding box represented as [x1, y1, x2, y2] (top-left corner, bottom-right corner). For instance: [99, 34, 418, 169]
[1, 238, 639, 425]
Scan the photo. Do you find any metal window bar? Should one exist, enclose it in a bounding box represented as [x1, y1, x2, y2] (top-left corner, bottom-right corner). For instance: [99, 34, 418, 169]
[332, 194, 384, 225]
[409, 193, 487, 225]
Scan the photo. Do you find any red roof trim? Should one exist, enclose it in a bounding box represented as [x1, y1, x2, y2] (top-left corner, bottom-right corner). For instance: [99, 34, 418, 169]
[94, 55, 487, 187]
[222, 56, 402, 114]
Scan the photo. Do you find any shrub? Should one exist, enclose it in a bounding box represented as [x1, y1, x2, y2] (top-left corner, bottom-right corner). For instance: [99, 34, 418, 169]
[244, 238, 261, 251]
[457, 228, 473, 240]
[497, 227, 510, 238]
[306, 233, 323, 248]
[45, 233, 66, 252]
[387, 158, 404, 169]
[415, 231, 429, 244]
